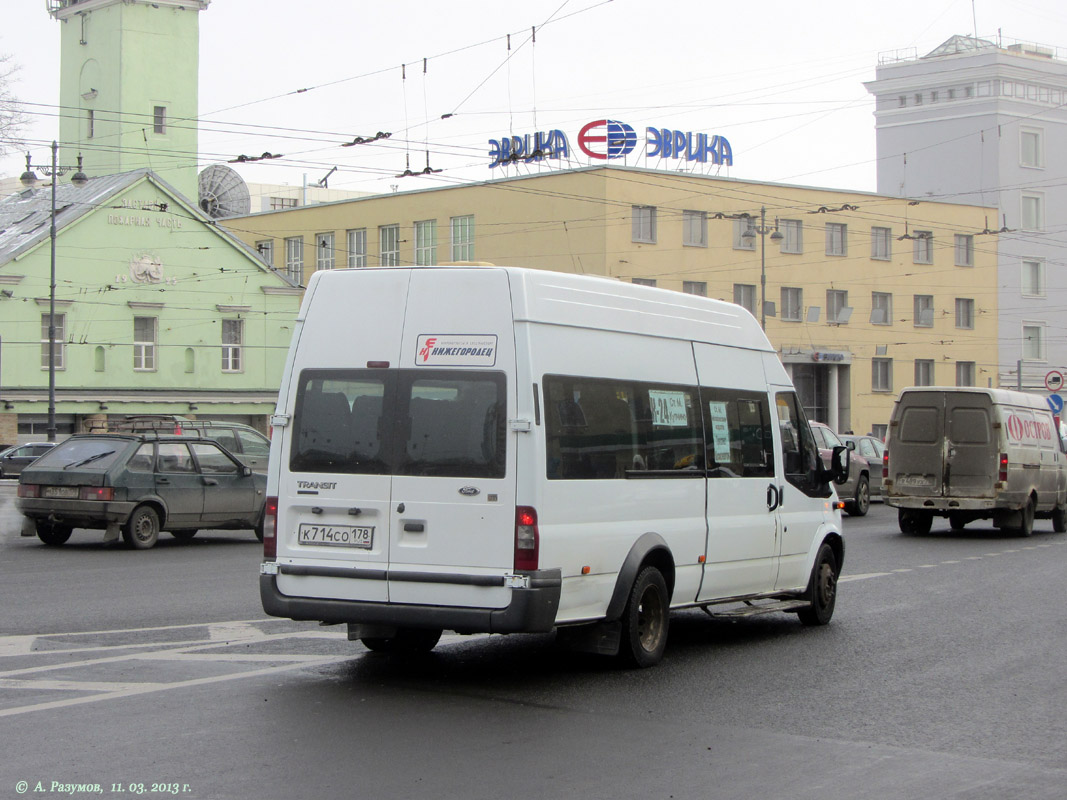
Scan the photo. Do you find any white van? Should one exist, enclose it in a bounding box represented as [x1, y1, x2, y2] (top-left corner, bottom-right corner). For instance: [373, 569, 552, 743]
[885, 387, 1067, 536]
[260, 267, 849, 667]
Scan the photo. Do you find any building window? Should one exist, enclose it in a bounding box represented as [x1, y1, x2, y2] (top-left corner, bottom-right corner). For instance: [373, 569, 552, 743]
[734, 284, 756, 315]
[956, 361, 976, 386]
[1021, 128, 1044, 168]
[898, 95, 907, 108]
[451, 215, 475, 260]
[871, 292, 892, 325]
[315, 232, 335, 271]
[682, 210, 706, 247]
[222, 319, 243, 372]
[826, 289, 848, 324]
[955, 298, 975, 329]
[1021, 194, 1044, 231]
[914, 295, 934, 327]
[270, 197, 298, 210]
[153, 105, 166, 134]
[40, 313, 65, 370]
[913, 232, 933, 264]
[682, 281, 706, 296]
[414, 220, 438, 265]
[825, 223, 847, 256]
[347, 228, 367, 268]
[872, 358, 893, 392]
[781, 287, 802, 322]
[1022, 324, 1046, 361]
[1022, 259, 1045, 297]
[631, 278, 656, 287]
[284, 237, 303, 283]
[871, 227, 891, 260]
[255, 240, 273, 267]
[380, 224, 400, 266]
[915, 359, 934, 386]
[954, 234, 974, 267]
[632, 206, 657, 244]
[930, 90, 939, 103]
[914, 93, 923, 105]
[133, 316, 157, 371]
[733, 217, 756, 250]
[780, 219, 802, 254]
[86, 109, 94, 139]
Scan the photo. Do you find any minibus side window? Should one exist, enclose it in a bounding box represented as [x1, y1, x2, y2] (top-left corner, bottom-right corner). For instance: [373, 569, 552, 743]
[544, 375, 702, 479]
[775, 391, 831, 497]
[701, 388, 774, 478]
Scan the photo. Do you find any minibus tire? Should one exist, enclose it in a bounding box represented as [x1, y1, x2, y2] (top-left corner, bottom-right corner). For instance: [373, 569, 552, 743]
[618, 566, 669, 668]
[1016, 497, 1035, 537]
[798, 543, 838, 626]
[1052, 506, 1067, 534]
[362, 628, 442, 655]
[898, 508, 932, 536]
[36, 521, 73, 547]
[122, 505, 160, 550]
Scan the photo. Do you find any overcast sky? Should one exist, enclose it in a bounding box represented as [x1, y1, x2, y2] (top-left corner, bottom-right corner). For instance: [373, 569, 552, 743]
[2, 0, 1065, 200]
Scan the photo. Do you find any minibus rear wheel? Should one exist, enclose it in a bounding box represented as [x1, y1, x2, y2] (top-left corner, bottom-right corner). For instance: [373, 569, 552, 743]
[618, 566, 669, 668]
[898, 509, 933, 536]
[1052, 505, 1067, 533]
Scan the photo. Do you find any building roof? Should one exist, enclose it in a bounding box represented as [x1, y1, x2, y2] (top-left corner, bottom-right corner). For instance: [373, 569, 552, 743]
[923, 35, 998, 59]
[0, 168, 298, 286]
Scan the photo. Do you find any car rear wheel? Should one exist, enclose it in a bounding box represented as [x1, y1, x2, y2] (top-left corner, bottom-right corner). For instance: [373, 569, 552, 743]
[169, 529, 198, 542]
[123, 505, 160, 550]
[361, 628, 442, 654]
[618, 565, 670, 668]
[36, 521, 73, 547]
[898, 508, 933, 535]
[846, 475, 870, 517]
[798, 542, 839, 626]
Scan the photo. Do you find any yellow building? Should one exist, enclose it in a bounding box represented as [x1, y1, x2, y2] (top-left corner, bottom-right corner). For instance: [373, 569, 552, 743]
[222, 165, 998, 437]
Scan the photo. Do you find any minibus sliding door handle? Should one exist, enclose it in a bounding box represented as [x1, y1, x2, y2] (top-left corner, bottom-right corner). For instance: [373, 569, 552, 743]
[767, 484, 781, 512]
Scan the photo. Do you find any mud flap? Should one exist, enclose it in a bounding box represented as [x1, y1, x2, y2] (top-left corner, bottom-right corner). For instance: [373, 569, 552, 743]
[556, 621, 621, 655]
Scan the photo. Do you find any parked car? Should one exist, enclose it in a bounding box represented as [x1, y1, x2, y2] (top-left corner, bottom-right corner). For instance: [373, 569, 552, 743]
[842, 434, 887, 501]
[810, 422, 871, 516]
[0, 442, 56, 478]
[16, 433, 266, 549]
[108, 415, 270, 473]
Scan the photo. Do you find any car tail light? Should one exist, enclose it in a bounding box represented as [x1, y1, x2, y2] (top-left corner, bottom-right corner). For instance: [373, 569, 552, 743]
[263, 496, 278, 560]
[514, 506, 539, 571]
[80, 486, 114, 501]
[882, 449, 889, 480]
[18, 484, 39, 498]
[999, 453, 1009, 483]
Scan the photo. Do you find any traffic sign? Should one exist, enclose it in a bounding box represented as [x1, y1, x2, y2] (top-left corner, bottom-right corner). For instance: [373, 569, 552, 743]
[1045, 370, 1064, 392]
[1047, 394, 1064, 415]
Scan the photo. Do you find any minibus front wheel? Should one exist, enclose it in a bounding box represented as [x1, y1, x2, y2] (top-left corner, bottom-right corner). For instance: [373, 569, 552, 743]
[798, 542, 839, 626]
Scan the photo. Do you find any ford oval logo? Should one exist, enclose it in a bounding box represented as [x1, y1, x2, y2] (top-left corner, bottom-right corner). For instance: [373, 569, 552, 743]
[458, 486, 480, 497]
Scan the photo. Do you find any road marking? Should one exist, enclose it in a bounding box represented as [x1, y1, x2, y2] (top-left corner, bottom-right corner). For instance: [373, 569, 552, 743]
[839, 572, 893, 583]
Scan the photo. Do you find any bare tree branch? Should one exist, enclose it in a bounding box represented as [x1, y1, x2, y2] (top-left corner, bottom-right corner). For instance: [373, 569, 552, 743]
[0, 52, 28, 156]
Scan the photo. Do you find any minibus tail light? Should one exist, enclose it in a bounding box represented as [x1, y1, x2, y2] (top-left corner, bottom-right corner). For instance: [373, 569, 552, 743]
[514, 506, 539, 572]
[263, 496, 278, 560]
[999, 453, 1009, 484]
[882, 449, 889, 480]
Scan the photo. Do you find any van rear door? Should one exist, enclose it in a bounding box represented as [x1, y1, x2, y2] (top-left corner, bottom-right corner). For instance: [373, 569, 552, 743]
[892, 391, 996, 498]
[389, 269, 517, 609]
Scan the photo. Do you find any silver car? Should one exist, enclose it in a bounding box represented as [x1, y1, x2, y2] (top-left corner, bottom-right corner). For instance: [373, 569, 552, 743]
[842, 434, 886, 501]
[810, 422, 871, 516]
[0, 442, 56, 478]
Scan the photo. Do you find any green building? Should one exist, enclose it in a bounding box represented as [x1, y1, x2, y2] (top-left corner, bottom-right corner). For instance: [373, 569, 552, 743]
[0, 169, 302, 444]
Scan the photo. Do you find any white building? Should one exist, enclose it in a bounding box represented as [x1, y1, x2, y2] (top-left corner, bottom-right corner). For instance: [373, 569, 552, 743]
[865, 34, 1067, 390]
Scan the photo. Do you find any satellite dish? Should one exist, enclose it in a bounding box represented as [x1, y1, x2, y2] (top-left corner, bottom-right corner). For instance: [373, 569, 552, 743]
[197, 164, 251, 219]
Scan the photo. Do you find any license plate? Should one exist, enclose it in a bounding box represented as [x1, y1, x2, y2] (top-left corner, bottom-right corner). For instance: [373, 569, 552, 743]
[898, 475, 933, 487]
[43, 486, 79, 499]
[297, 523, 374, 549]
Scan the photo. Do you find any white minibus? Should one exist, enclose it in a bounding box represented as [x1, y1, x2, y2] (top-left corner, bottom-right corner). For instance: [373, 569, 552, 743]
[260, 266, 848, 667]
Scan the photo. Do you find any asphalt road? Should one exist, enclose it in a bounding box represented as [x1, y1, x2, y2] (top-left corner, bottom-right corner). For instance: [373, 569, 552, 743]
[2, 484, 1065, 800]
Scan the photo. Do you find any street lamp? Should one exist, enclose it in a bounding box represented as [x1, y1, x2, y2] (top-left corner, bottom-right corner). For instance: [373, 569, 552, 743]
[20, 141, 88, 442]
[741, 206, 783, 330]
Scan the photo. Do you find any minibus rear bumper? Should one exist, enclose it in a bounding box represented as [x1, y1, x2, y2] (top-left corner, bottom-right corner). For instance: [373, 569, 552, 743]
[259, 569, 562, 634]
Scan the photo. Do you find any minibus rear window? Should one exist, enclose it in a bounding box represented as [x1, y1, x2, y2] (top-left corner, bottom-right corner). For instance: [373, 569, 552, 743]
[290, 369, 506, 478]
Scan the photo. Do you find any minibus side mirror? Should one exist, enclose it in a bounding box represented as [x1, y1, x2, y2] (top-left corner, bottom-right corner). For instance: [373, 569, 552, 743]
[830, 445, 850, 485]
